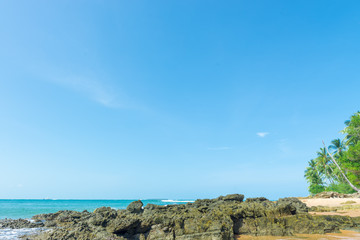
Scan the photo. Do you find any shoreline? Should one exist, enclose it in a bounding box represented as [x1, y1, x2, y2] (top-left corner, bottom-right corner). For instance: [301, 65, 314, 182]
[1, 194, 360, 240]
[300, 197, 360, 207]
[299, 197, 360, 217]
[236, 230, 360, 239]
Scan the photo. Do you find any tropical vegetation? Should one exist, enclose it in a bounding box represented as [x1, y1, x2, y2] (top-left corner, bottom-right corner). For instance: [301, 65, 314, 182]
[305, 112, 360, 195]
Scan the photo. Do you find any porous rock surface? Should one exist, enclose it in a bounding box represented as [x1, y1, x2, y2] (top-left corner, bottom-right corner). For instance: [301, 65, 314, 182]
[24, 194, 360, 240]
[0, 218, 44, 229]
[310, 191, 360, 199]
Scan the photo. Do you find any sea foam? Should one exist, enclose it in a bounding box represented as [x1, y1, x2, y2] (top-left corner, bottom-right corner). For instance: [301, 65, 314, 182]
[0, 228, 46, 240]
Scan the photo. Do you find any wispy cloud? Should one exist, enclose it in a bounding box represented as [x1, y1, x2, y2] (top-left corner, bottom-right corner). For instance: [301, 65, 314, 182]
[278, 139, 293, 157]
[51, 76, 122, 108]
[208, 147, 231, 151]
[30, 62, 126, 108]
[256, 132, 269, 138]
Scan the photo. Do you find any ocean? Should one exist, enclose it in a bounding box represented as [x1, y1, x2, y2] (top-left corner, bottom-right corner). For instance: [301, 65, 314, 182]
[0, 199, 194, 219]
[0, 199, 194, 239]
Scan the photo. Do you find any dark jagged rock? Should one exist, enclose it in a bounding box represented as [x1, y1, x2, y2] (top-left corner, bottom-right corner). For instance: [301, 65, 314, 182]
[127, 200, 144, 214]
[24, 194, 360, 240]
[276, 197, 309, 214]
[218, 194, 244, 202]
[245, 197, 269, 203]
[310, 191, 360, 199]
[144, 203, 166, 211]
[313, 191, 347, 198]
[235, 214, 343, 236]
[0, 218, 44, 229]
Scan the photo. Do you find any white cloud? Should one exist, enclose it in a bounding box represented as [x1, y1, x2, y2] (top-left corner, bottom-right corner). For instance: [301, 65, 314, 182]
[256, 132, 269, 138]
[208, 147, 231, 151]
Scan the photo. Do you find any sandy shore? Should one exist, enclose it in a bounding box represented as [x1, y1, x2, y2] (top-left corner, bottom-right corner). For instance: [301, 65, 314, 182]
[300, 198, 360, 207]
[299, 197, 360, 217]
[235, 197, 360, 239]
[236, 230, 360, 239]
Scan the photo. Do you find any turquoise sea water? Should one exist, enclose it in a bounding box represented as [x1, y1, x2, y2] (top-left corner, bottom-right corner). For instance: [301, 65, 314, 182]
[0, 199, 194, 219]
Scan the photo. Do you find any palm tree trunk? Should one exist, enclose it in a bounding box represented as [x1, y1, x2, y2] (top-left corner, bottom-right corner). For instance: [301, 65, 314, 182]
[323, 141, 360, 192]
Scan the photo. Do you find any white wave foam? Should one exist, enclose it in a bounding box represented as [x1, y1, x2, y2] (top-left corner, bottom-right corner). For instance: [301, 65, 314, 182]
[161, 200, 195, 203]
[0, 228, 46, 240]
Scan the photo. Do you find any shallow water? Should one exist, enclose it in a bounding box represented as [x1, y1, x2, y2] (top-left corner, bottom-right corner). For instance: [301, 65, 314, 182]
[0, 228, 46, 240]
[0, 199, 194, 219]
[0, 199, 194, 239]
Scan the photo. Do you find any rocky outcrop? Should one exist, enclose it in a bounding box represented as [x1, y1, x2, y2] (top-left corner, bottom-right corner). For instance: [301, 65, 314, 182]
[127, 200, 144, 214]
[310, 191, 360, 199]
[276, 197, 309, 214]
[0, 218, 44, 229]
[244, 197, 269, 203]
[25, 194, 360, 240]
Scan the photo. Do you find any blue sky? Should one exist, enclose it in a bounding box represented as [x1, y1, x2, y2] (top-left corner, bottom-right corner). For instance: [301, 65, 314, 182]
[1, 0, 360, 200]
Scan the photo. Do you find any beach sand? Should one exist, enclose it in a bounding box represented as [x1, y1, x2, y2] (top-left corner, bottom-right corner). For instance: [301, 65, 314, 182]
[236, 197, 360, 239]
[236, 230, 360, 240]
[300, 198, 360, 208]
[300, 197, 360, 217]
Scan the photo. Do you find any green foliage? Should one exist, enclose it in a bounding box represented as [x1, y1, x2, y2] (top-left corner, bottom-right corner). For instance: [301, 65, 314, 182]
[305, 159, 326, 195]
[309, 184, 325, 195]
[339, 150, 360, 187]
[325, 183, 356, 194]
[341, 113, 360, 187]
[342, 112, 360, 145]
[305, 111, 360, 195]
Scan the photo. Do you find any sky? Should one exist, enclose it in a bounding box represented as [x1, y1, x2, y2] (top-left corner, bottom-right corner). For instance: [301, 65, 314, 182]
[1, 0, 360, 200]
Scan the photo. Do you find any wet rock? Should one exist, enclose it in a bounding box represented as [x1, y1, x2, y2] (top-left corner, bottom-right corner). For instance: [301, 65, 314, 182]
[144, 204, 166, 211]
[218, 194, 244, 202]
[127, 200, 144, 214]
[236, 214, 341, 236]
[0, 218, 44, 229]
[147, 224, 174, 240]
[276, 197, 309, 214]
[245, 197, 269, 203]
[24, 193, 360, 240]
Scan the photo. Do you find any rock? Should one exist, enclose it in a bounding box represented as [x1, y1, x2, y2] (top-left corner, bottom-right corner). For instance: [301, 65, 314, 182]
[313, 191, 346, 198]
[0, 218, 44, 229]
[276, 197, 309, 214]
[24, 193, 360, 240]
[219, 194, 244, 202]
[144, 204, 166, 211]
[350, 192, 360, 198]
[127, 200, 144, 214]
[310, 191, 360, 199]
[107, 216, 142, 236]
[147, 224, 174, 240]
[245, 197, 269, 203]
[236, 214, 341, 236]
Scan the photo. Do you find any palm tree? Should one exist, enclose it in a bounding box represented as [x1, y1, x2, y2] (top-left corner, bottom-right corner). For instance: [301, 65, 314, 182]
[315, 148, 334, 184]
[304, 159, 322, 184]
[328, 138, 348, 183]
[329, 138, 346, 156]
[323, 141, 360, 193]
[341, 112, 360, 146]
[305, 159, 325, 194]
